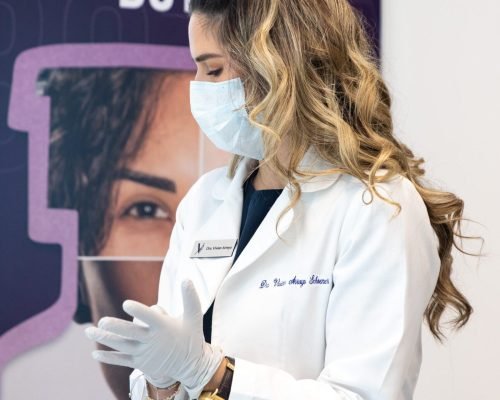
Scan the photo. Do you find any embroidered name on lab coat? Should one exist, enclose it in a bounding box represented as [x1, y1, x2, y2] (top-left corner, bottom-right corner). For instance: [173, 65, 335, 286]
[259, 274, 332, 289]
[190, 239, 238, 258]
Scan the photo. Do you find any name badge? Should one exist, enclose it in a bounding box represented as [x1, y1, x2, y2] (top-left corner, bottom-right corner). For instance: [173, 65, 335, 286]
[190, 239, 238, 258]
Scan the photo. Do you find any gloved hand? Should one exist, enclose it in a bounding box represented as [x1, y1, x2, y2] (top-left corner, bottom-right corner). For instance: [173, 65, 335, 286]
[84, 280, 225, 399]
[130, 309, 179, 389]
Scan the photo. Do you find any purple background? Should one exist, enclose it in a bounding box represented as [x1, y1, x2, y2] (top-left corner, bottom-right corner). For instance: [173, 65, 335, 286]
[0, 0, 379, 383]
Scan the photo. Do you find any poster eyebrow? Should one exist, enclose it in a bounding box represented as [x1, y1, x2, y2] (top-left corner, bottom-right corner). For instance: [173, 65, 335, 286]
[116, 168, 177, 193]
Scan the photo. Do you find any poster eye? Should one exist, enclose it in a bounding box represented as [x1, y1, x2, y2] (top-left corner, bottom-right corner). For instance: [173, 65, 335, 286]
[123, 201, 170, 220]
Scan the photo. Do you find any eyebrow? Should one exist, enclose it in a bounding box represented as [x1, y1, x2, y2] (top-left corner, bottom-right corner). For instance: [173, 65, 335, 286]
[116, 168, 177, 193]
[194, 53, 224, 63]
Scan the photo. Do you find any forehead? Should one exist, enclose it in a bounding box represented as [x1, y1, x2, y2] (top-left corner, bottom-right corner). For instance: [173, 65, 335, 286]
[188, 13, 224, 58]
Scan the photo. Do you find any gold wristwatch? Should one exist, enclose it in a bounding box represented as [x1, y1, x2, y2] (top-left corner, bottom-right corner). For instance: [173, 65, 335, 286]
[199, 356, 235, 400]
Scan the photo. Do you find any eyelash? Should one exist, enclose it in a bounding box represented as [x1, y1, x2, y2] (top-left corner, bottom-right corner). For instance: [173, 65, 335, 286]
[207, 68, 223, 77]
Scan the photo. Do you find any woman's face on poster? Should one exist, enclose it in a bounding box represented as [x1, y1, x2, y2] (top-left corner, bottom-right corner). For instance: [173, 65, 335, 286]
[100, 72, 199, 257]
[79, 70, 229, 399]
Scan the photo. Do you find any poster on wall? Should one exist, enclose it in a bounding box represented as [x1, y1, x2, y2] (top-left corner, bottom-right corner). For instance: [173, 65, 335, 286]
[0, 1, 379, 398]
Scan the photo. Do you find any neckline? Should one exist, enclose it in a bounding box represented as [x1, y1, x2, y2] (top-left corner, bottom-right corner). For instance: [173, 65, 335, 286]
[245, 168, 284, 194]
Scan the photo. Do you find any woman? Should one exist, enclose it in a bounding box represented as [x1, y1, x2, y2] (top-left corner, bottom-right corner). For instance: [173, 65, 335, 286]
[43, 67, 228, 398]
[85, 1, 479, 399]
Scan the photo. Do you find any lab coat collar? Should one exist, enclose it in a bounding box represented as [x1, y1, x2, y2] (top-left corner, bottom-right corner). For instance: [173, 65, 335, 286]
[211, 146, 342, 200]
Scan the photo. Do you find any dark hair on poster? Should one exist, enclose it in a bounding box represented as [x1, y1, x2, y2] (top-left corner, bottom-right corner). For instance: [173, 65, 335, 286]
[39, 68, 170, 323]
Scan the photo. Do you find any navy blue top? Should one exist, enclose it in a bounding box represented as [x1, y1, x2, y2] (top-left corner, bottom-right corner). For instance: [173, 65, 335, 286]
[202, 168, 283, 343]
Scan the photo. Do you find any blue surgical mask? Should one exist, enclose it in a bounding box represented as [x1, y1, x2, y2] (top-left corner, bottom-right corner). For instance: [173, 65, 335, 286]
[189, 77, 265, 160]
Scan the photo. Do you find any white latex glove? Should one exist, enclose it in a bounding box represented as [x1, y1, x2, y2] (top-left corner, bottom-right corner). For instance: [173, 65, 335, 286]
[85, 280, 225, 399]
[131, 310, 179, 389]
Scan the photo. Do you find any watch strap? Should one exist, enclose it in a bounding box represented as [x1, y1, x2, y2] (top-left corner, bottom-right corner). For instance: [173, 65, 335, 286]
[199, 356, 235, 400]
[217, 356, 235, 399]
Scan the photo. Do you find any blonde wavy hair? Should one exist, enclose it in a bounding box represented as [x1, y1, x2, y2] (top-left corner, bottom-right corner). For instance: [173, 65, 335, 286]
[189, 0, 484, 341]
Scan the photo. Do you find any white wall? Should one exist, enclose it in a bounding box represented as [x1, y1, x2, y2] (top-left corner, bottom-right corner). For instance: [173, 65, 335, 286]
[381, 1, 500, 398]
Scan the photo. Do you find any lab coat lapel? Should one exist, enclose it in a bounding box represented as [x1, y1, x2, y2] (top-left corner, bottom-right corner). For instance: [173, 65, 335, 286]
[225, 147, 342, 281]
[225, 187, 294, 280]
[188, 157, 256, 313]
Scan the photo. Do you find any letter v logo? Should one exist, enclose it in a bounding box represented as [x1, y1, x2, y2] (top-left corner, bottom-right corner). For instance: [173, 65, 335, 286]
[196, 242, 205, 254]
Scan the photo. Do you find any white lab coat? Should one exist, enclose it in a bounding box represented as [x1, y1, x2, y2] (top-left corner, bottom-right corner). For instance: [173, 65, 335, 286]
[129, 148, 441, 400]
